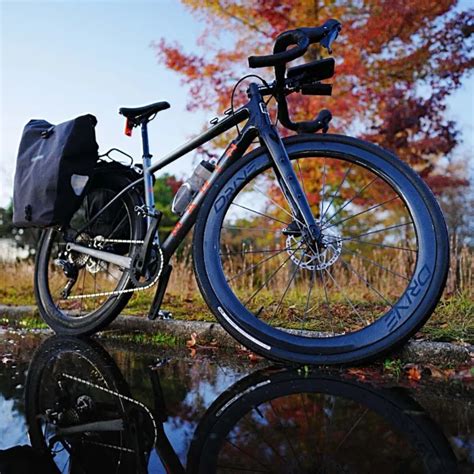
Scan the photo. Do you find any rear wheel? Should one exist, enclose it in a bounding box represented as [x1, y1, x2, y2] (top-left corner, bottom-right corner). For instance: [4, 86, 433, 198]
[34, 173, 146, 335]
[193, 134, 449, 364]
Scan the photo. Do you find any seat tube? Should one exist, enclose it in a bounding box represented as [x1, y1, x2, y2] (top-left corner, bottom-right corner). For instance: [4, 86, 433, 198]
[140, 123, 156, 228]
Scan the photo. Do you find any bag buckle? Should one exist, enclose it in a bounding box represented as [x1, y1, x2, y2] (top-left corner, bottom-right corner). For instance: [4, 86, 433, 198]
[41, 126, 55, 139]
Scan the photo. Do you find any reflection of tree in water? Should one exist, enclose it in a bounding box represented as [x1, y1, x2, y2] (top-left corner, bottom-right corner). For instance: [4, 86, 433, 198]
[218, 393, 424, 473]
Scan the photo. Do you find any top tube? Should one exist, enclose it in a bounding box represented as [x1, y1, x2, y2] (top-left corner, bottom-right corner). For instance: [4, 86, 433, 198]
[148, 107, 249, 175]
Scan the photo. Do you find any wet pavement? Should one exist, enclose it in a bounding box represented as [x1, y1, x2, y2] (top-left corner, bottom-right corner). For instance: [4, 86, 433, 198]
[0, 330, 472, 473]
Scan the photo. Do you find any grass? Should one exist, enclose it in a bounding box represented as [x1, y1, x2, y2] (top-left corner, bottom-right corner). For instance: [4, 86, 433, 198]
[383, 358, 403, 378]
[104, 331, 180, 347]
[0, 247, 472, 343]
[0, 315, 49, 330]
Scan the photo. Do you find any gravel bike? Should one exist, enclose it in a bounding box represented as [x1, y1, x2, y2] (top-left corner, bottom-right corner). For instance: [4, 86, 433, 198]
[34, 19, 449, 365]
[20, 336, 458, 473]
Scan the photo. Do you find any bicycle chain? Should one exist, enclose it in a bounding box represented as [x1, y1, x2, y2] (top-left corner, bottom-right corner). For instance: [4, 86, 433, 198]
[66, 238, 163, 300]
[62, 372, 158, 447]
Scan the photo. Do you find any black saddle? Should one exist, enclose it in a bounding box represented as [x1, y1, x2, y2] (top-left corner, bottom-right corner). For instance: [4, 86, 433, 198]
[119, 101, 170, 123]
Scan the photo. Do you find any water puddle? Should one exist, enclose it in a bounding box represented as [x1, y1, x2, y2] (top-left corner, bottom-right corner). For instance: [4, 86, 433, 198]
[0, 332, 472, 473]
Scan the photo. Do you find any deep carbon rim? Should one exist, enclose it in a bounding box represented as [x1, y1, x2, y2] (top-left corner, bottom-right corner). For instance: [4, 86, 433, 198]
[199, 136, 445, 357]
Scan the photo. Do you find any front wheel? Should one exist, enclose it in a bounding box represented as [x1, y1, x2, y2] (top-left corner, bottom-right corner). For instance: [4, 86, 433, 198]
[193, 134, 449, 365]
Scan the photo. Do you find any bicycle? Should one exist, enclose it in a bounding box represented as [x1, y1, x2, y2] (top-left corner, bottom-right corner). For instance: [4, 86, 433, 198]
[19, 336, 458, 473]
[34, 19, 449, 365]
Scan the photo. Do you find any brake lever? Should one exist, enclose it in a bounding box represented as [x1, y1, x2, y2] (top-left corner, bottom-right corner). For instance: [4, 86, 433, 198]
[321, 26, 341, 54]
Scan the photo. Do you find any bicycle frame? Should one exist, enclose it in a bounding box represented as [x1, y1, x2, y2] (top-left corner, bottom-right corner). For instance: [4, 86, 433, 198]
[75, 83, 320, 269]
[146, 82, 319, 260]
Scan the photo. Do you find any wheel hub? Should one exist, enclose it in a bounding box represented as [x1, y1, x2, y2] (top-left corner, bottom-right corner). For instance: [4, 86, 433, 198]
[286, 227, 342, 271]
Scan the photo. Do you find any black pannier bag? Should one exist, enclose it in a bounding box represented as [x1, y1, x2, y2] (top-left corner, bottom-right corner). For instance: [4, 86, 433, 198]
[84, 160, 144, 252]
[13, 114, 99, 228]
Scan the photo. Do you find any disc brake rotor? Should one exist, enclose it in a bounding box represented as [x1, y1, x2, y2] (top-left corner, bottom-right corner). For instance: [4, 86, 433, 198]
[286, 228, 342, 271]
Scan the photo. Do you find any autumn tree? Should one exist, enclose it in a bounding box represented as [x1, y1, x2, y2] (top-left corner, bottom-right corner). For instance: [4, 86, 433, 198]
[153, 0, 473, 180]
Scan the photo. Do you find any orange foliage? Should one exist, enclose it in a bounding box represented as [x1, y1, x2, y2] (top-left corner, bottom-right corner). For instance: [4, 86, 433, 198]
[153, 1, 473, 183]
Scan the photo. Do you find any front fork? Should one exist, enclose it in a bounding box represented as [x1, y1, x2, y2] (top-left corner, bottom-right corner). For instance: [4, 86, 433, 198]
[252, 89, 321, 242]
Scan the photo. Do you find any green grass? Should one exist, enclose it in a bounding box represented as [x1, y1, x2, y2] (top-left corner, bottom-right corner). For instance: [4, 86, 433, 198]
[1, 263, 472, 344]
[383, 358, 403, 378]
[102, 331, 179, 347]
[0, 316, 49, 330]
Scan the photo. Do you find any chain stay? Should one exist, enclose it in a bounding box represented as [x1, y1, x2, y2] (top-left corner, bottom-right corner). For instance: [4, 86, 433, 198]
[66, 238, 163, 300]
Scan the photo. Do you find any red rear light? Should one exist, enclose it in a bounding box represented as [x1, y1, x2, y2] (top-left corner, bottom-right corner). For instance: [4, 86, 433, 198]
[124, 118, 133, 137]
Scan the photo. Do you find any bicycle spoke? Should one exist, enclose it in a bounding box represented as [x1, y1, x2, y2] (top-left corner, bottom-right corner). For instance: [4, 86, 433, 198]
[226, 248, 289, 283]
[323, 195, 399, 230]
[323, 267, 367, 327]
[333, 408, 369, 454]
[340, 222, 413, 242]
[79, 271, 86, 315]
[106, 213, 128, 239]
[222, 225, 275, 232]
[340, 247, 410, 281]
[295, 158, 308, 197]
[243, 243, 303, 307]
[231, 202, 289, 226]
[323, 177, 378, 225]
[342, 238, 417, 252]
[103, 264, 121, 282]
[319, 266, 334, 333]
[252, 182, 303, 226]
[315, 245, 335, 333]
[339, 258, 393, 308]
[320, 164, 353, 223]
[318, 158, 327, 220]
[232, 414, 289, 464]
[220, 247, 295, 256]
[221, 438, 273, 472]
[271, 258, 300, 321]
[268, 399, 304, 471]
[302, 268, 317, 322]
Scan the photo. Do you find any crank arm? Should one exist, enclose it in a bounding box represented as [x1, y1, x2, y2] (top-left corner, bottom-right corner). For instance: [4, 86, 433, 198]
[66, 243, 132, 269]
[61, 278, 77, 299]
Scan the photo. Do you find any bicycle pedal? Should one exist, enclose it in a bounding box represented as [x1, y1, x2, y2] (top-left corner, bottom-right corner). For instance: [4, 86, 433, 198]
[157, 310, 173, 320]
[149, 309, 173, 321]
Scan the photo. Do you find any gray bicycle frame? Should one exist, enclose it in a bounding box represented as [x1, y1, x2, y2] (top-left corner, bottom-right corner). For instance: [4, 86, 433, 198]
[77, 83, 321, 264]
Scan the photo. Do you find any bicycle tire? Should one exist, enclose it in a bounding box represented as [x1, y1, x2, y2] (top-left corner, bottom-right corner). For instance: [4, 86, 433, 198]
[24, 336, 136, 473]
[187, 368, 458, 473]
[34, 173, 146, 335]
[193, 134, 449, 365]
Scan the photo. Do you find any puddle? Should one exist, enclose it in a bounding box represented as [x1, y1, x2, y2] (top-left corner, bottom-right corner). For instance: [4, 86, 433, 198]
[0, 332, 472, 473]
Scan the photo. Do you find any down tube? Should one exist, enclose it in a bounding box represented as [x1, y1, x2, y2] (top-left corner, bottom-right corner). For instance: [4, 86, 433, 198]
[161, 130, 256, 259]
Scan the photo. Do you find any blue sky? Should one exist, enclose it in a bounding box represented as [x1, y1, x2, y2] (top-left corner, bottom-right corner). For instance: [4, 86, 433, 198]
[1, 0, 473, 207]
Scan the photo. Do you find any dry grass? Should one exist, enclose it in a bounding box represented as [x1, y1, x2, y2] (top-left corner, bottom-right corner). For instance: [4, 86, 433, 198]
[0, 245, 472, 342]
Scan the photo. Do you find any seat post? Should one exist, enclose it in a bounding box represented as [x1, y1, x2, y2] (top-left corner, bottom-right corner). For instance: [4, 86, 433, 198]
[140, 121, 156, 227]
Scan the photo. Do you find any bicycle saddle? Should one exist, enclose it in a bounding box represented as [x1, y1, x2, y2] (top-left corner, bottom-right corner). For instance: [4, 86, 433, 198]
[119, 101, 170, 123]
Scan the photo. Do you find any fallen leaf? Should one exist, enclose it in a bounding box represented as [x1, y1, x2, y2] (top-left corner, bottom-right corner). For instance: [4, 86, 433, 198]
[186, 332, 197, 349]
[346, 368, 366, 381]
[407, 366, 422, 381]
[248, 353, 263, 363]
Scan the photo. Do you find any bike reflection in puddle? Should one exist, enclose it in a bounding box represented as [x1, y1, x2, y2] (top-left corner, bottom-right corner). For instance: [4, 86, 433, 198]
[0, 336, 458, 474]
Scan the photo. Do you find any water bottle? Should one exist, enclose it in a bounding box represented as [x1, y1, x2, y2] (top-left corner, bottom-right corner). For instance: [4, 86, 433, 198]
[171, 160, 215, 215]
